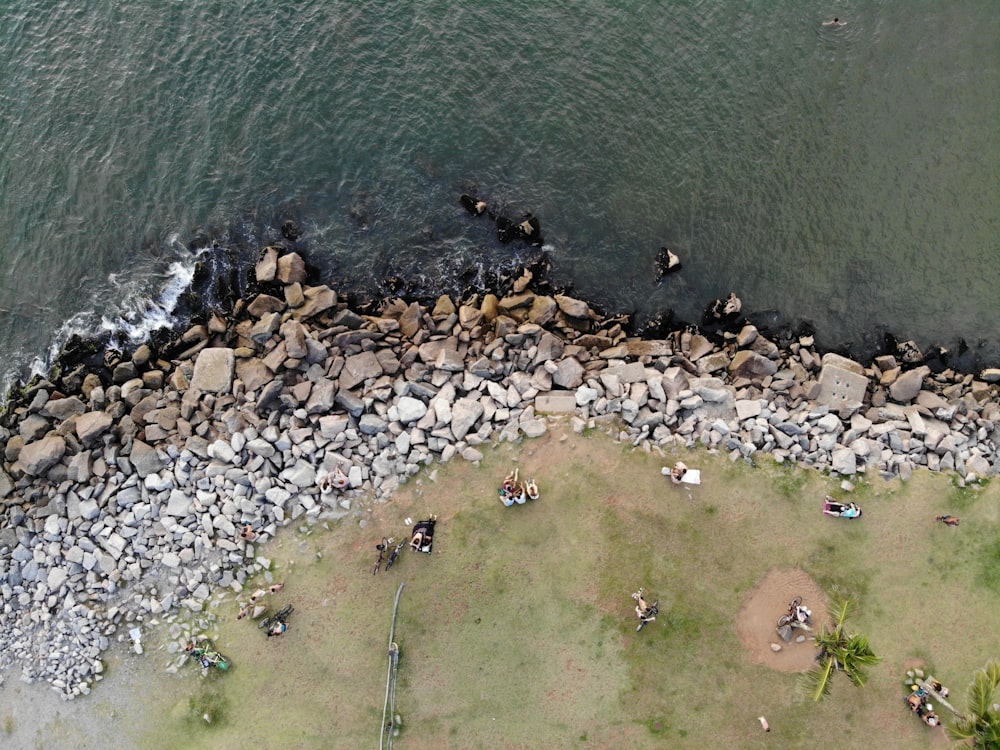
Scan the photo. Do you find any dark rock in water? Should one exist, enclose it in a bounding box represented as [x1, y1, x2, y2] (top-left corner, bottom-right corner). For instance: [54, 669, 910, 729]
[896, 339, 924, 365]
[59, 365, 87, 395]
[56, 333, 111, 373]
[517, 213, 542, 245]
[637, 310, 678, 340]
[458, 192, 542, 245]
[382, 275, 407, 297]
[951, 339, 980, 373]
[923, 345, 950, 374]
[103, 348, 123, 369]
[524, 253, 556, 293]
[281, 219, 302, 241]
[191, 260, 211, 289]
[496, 215, 519, 244]
[654, 247, 681, 282]
[704, 292, 743, 325]
[459, 193, 489, 216]
[496, 212, 543, 246]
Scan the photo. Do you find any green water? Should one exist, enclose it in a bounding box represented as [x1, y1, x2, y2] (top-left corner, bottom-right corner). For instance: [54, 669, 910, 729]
[0, 0, 998, 389]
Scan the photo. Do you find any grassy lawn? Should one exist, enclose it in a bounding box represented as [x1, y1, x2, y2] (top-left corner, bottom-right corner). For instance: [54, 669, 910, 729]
[134, 421, 1000, 749]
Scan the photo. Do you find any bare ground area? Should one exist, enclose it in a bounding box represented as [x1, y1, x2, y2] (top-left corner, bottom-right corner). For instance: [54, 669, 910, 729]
[736, 567, 828, 673]
[2, 422, 998, 749]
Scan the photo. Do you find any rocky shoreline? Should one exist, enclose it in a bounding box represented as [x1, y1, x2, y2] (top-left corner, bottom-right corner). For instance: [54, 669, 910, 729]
[1, 242, 999, 699]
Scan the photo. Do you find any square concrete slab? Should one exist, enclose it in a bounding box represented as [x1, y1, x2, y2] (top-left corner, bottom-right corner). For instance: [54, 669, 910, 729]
[817, 364, 869, 409]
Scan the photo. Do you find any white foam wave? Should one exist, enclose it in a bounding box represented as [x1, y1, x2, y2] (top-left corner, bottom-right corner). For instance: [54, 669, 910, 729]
[33, 254, 201, 381]
[99, 260, 197, 346]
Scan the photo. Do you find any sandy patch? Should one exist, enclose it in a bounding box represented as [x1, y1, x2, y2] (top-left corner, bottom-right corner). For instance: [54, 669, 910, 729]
[736, 567, 828, 673]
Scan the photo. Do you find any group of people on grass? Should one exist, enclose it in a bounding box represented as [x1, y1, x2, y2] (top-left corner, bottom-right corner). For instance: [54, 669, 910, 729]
[372, 516, 439, 573]
[232, 582, 291, 637]
[906, 683, 946, 727]
[497, 467, 540, 507]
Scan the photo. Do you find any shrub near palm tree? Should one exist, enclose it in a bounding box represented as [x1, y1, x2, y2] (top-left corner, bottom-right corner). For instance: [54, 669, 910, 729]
[948, 660, 1000, 749]
[805, 592, 881, 701]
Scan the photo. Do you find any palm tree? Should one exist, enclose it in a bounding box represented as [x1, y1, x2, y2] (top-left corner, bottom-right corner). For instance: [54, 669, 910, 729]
[805, 593, 880, 701]
[947, 660, 1000, 749]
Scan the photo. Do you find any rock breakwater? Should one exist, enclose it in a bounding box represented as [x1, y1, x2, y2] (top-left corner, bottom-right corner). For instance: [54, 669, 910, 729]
[1, 245, 998, 698]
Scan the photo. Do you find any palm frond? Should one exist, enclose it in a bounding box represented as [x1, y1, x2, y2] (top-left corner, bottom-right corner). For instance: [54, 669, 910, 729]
[806, 658, 837, 702]
[826, 592, 858, 631]
[948, 660, 1000, 748]
[813, 627, 839, 655]
[968, 668, 999, 720]
[845, 634, 879, 662]
[946, 719, 977, 743]
[984, 660, 1000, 686]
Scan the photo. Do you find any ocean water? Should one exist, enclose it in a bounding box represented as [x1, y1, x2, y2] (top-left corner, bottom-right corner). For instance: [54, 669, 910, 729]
[0, 0, 997, 392]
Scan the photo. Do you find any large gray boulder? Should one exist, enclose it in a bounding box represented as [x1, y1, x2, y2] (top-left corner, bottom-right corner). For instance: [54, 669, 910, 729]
[76, 411, 113, 445]
[129, 439, 164, 478]
[236, 358, 274, 392]
[18, 435, 66, 475]
[340, 351, 383, 390]
[276, 252, 306, 284]
[190, 347, 235, 393]
[451, 398, 484, 440]
[255, 246, 279, 282]
[42, 397, 86, 421]
[889, 366, 930, 404]
[280, 319, 309, 359]
[831, 446, 857, 475]
[396, 396, 428, 424]
[292, 285, 336, 321]
[729, 350, 778, 380]
[552, 358, 586, 389]
[251, 313, 282, 344]
[554, 294, 595, 320]
[247, 293, 285, 318]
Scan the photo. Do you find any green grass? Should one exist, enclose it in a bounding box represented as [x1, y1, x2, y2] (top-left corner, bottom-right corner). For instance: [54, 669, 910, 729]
[131, 426, 1000, 749]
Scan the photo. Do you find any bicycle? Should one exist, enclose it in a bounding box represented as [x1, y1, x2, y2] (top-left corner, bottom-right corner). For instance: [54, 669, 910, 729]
[372, 537, 392, 575]
[776, 597, 812, 629]
[776, 596, 802, 627]
[185, 639, 231, 671]
[385, 540, 405, 571]
[259, 604, 294, 636]
[776, 596, 813, 642]
[632, 588, 660, 632]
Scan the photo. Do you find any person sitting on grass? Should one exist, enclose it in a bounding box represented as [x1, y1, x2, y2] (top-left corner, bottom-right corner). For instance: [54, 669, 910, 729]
[409, 530, 428, 550]
[670, 461, 688, 484]
[525, 478, 540, 500]
[501, 468, 518, 496]
[929, 679, 949, 698]
[268, 619, 287, 637]
[512, 482, 528, 505]
[409, 517, 437, 553]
